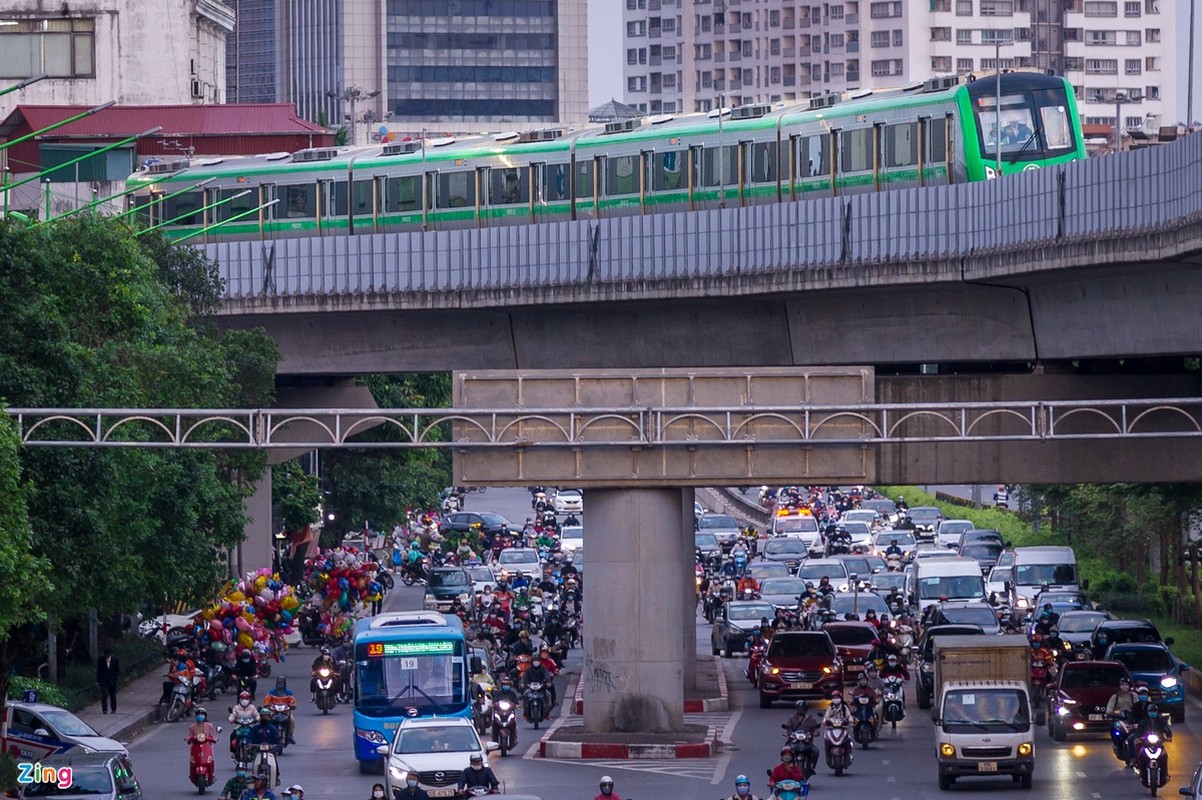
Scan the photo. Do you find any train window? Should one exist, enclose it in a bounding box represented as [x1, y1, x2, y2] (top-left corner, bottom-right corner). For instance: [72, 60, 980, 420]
[929, 117, 949, 163]
[542, 163, 569, 201]
[699, 145, 738, 187]
[437, 171, 472, 209]
[651, 150, 686, 191]
[576, 159, 595, 198]
[217, 188, 257, 221]
[162, 191, 202, 226]
[841, 128, 873, 173]
[605, 155, 639, 196]
[799, 134, 829, 178]
[884, 123, 918, 168]
[351, 180, 374, 215]
[749, 142, 777, 183]
[387, 176, 420, 212]
[282, 184, 316, 218]
[331, 182, 349, 216]
[489, 167, 529, 205]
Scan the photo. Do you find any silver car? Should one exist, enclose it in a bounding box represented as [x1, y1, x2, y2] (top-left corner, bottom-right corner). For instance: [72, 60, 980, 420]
[18, 752, 141, 799]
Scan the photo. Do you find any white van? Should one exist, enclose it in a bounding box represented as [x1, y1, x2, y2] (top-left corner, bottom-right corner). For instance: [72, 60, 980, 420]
[1010, 546, 1079, 611]
[912, 557, 987, 612]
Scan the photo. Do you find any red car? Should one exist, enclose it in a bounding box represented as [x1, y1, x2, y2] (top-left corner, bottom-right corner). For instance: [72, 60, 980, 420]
[758, 631, 843, 708]
[822, 621, 880, 682]
[1048, 660, 1131, 741]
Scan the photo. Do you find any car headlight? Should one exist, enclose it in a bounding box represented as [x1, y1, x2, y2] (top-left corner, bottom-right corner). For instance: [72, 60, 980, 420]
[940, 743, 956, 757]
[1018, 742, 1033, 757]
[1161, 676, 1179, 689]
[388, 764, 409, 783]
[1017, 597, 1030, 608]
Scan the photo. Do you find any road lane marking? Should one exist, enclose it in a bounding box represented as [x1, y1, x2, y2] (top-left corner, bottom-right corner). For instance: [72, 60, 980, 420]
[887, 776, 897, 783]
[1076, 771, 1088, 778]
[1092, 793, 1101, 798]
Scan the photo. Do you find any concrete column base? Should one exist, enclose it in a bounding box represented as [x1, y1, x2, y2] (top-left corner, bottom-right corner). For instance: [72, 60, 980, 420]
[239, 466, 273, 577]
[583, 488, 686, 733]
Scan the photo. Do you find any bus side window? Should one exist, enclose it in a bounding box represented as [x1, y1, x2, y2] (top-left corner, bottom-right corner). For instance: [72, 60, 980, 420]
[841, 128, 872, 173]
[388, 176, 419, 212]
[652, 150, 685, 191]
[606, 154, 638, 196]
[282, 184, 316, 218]
[750, 141, 777, 183]
[437, 171, 472, 209]
[884, 122, 917, 168]
[929, 117, 949, 164]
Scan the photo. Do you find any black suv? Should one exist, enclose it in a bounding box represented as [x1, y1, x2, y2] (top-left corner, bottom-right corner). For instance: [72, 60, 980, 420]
[915, 624, 986, 709]
[441, 511, 513, 537]
[1089, 619, 1167, 660]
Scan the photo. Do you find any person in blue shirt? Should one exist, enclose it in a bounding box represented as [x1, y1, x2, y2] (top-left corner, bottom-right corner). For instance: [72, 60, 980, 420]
[510, 572, 530, 591]
[238, 774, 276, 800]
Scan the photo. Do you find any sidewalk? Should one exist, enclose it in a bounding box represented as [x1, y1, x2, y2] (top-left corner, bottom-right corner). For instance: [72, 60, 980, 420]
[74, 668, 166, 744]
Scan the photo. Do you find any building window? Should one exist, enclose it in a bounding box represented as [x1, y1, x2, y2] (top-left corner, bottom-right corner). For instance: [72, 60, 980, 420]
[0, 17, 95, 79]
[831, 33, 845, 46]
[662, 17, 676, 32]
[956, 57, 975, 72]
[628, 75, 647, 92]
[1145, 28, 1160, 42]
[1144, 55, 1159, 70]
[1144, 0, 1158, 12]
[980, 57, 1015, 69]
[627, 20, 646, 36]
[956, 0, 974, 14]
[871, 30, 889, 46]
[956, 28, 973, 44]
[830, 5, 845, 18]
[870, 58, 902, 75]
[932, 0, 952, 10]
[1085, 58, 1118, 73]
[981, 29, 1014, 44]
[1083, 1, 1117, 14]
[980, 1, 1014, 15]
[1124, 0, 1141, 13]
[870, 2, 901, 18]
[663, 46, 677, 61]
[627, 48, 639, 65]
[1124, 58, 1141, 74]
[1086, 30, 1116, 44]
[931, 26, 952, 40]
[770, 38, 781, 54]
[1064, 56, 1084, 70]
[626, 0, 646, 8]
[931, 55, 953, 71]
[770, 9, 781, 26]
[1063, 27, 1082, 41]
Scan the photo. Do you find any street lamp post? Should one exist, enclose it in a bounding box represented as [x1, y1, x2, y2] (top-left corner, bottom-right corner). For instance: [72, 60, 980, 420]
[326, 87, 380, 146]
[1114, 91, 1127, 153]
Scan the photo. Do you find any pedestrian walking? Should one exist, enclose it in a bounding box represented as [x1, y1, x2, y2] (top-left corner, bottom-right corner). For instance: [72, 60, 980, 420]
[96, 645, 120, 714]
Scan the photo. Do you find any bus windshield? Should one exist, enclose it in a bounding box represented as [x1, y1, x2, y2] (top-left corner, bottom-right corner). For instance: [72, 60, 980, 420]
[355, 640, 466, 717]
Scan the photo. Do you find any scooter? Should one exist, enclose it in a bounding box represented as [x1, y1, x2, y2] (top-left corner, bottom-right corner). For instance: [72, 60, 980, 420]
[1135, 731, 1169, 796]
[491, 698, 518, 756]
[250, 742, 279, 789]
[187, 727, 221, 794]
[166, 672, 202, 723]
[473, 689, 494, 735]
[1111, 713, 1133, 763]
[524, 682, 548, 729]
[882, 676, 906, 731]
[784, 728, 819, 776]
[268, 704, 292, 753]
[824, 719, 854, 776]
[747, 641, 767, 686]
[769, 777, 810, 800]
[852, 694, 877, 749]
[313, 667, 338, 714]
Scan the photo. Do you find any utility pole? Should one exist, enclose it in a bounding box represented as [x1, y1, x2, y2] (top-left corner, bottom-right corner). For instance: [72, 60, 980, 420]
[327, 86, 381, 146]
[1189, 0, 1197, 126]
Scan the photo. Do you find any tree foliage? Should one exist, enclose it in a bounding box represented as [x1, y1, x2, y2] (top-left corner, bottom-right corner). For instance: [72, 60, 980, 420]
[0, 217, 279, 621]
[273, 460, 321, 532]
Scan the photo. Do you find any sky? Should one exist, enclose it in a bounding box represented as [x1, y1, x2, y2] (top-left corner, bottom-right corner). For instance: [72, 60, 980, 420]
[588, 2, 624, 109]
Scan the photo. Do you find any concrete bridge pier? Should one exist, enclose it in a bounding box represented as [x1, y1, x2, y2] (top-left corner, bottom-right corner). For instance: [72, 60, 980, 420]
[583, 488, 689, 733]
[680, 487, 697, 692]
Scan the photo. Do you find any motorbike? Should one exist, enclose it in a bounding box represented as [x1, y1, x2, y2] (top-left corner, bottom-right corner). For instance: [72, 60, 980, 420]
[336, 660, 352, 703]
[886, 553, 904, 572]
[491, 698, 518, 756]
[401, 558, 428, 586]
[473, 689, 494, 735]
[524, 682, 549, 729]
[166, 672, 203, 723]
[769, 777, 810, 800]
[824, 719, 854, 776]
[1030, 657, 1050, 707]
[250, 742, 279, 789]
[313, 667, 338, 714]
[747, 641, 767, 686]
[268, 703, 292, 753]
[891, 625, 914, 661]
[1112, 714, 1133, 763]
[562, 614, 580, 649]
[852, 694, 877, 749]
[882, 676, 906, 731]
[1135, 731, 1169, 795]
[187, 728, 221, 794]
[784, 727, 819, 775]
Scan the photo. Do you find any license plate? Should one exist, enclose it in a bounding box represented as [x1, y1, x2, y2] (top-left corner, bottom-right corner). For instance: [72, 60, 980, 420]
[1088, 714, 1105, 721]
[977, 762, 998, 773]
[791, 682, 814, 690]
[428, 789, 456, 799]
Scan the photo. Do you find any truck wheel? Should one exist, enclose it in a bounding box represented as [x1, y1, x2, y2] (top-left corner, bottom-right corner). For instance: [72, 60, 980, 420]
[1051, 721, 1066, 742]
[1021, 774, 1033, 789]
[1172, 706, 1185, 724]
[759, 691, 772, 709]
[938, 775, 954, 790]
[916, 689, 931, 710]
[711, 640, 720, 656]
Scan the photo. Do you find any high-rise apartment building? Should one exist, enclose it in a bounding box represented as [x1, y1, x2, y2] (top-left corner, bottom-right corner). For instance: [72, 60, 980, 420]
[621, 0, 1187, 132]
[224, 0, 589, 134]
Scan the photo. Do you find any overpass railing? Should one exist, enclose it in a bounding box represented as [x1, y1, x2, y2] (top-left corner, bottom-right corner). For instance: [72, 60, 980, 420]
[9, 397, 1202, 448]
[208, 134, 1202, 299]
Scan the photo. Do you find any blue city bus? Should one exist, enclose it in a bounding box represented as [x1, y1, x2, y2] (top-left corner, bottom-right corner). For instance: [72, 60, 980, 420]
[351, 611, 474, 772]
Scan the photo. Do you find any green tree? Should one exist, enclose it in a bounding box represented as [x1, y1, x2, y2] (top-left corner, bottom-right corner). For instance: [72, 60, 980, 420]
[273, 460, 321, 532]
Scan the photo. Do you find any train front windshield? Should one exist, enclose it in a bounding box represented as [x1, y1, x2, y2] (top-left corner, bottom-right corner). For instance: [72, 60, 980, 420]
[970, 76, 1078, 165]
[355, 640, 467, 717]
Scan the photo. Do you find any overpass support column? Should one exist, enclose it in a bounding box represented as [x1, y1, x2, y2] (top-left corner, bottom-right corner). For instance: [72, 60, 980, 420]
[237, 466, 274, 578]
[583, 488, 686, 733]
[681, 488, 697, 691]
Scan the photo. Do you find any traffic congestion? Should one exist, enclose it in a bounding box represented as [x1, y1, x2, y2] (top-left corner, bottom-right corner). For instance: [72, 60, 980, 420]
[8, 485, 1202, 800]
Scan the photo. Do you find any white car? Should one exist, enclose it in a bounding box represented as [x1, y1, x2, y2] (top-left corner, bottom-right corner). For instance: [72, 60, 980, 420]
[465, 564, 497, 596]
[496, 547, 541, 578]
[559, 525, 583, 554]
[553, 488, 583, 514]
[137, 611, 200, 641]
[378, 717, 497, 798]
[936, 519, 975, 548]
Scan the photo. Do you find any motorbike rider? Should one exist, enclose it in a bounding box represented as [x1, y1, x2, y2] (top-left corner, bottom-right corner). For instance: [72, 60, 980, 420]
[537, 646, 560, 706]
[160, 648, 194, 705]
[823, 689, 853, 726]
[309, 647, 339, 702]
[519, 655, 555, 722]
[246, 707, 282, 754]
[186, 706, 220, 746]
[392, 775, 431, 800]
[264, 677, 297, 746]
[769, 746, 809, 791]
[218, 765, 251, 800]
[784, 699, 822, 735]
[880, 653, 910, 683]
[1034, 603, 1060, 635]
[233, 650, 259, 699]
[1029, 633, 1058, 684]
[228, 690, 259, 758]
[1106, 677, 1138, 717]
[884, 538, 903, 561]
[723, 774, 762, 800]
[1123, 685, 1156, 762]
[594, 776, 623, 800]
[736, 571, 759, 598]
[238, 774, 276, 800]
[456, 753, 500, 795]
[512, 630, 535, 658]
[863, 608, 882, 630]
[851, 674, 879, 728]
[815, 576, 835, 596]
[895, 495, 909, 512]
[562, 512, 580, 527]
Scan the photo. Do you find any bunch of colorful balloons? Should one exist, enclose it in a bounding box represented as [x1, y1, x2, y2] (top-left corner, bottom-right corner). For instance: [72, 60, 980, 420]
[196, 568, 302, 664]
[305, 547, 380, 615]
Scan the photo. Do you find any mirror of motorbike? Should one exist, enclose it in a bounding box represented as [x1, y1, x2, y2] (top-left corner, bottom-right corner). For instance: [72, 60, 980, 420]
[485, 742, 500, 752]
[1178, 787, 1192, 795]
[376, 745, 390, 755]
[217, 726, 223, 733]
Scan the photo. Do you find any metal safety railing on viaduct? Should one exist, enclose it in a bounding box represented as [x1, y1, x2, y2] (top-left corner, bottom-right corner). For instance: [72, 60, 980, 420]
[207, 134, 1202, 305]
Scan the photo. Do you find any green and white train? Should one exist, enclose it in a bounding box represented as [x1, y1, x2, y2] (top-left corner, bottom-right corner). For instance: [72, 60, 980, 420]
[127, 71, 1086, 242]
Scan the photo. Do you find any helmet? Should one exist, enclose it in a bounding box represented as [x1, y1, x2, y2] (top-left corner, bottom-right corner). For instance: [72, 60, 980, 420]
[887, 654, 899, 664]
[794, 700, 808, 712]
[735, 774, 750, 787]
[259, 708, 270, 720]
[470, 754, 483, 764]
[830, 689, 843, 700]
[599, 777, 614, 787]
[195, 707, 207, 718]
[1148, 704, 1160, 718]
[1119, 677, 1132, 686]
[239, 691, 252, 704]
[519, 631, 530, 640]
[275, 677, 287, 689]
[239, 650, 252, 660]
[866, 663, 879, 674]
[780, 746, 793, 758]
[1137, 685, 1150, 696]
[857, 674, 869, 684]
[320, 646, 331, 656]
